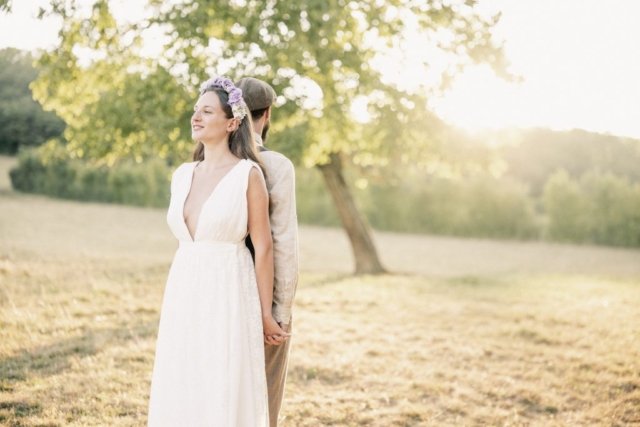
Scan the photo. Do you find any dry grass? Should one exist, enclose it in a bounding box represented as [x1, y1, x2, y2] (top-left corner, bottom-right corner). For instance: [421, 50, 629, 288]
[1, 154, 639, 426]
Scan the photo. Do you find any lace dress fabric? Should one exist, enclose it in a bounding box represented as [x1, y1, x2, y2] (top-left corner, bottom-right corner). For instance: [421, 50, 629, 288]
[147, 159, 268, 426]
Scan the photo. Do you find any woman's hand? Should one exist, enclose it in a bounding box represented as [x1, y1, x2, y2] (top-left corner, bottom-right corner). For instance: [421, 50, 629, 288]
[262, 314, 290, 346]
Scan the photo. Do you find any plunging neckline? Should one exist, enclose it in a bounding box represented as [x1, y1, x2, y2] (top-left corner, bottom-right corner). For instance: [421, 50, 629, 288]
[182, 159, 245, 242]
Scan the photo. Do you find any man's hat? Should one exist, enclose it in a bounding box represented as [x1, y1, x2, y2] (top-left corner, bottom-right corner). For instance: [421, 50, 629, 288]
[236, 77, 276, 111]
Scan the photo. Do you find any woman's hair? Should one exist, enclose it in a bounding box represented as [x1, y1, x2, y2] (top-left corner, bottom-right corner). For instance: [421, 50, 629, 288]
[191, 87, 266, 176]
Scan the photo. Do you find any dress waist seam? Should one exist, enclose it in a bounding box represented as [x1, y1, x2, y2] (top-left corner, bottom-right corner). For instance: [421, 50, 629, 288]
[178, 240, 245, 249]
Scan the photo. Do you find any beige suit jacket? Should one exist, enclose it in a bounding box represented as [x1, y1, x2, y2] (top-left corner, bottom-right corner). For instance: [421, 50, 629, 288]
[258, 141, 299, 325]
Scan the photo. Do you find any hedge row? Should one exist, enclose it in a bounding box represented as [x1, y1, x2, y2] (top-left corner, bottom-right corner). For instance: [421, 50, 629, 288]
[543, 170, 640, 247]
[9, 142, 640, 247]
[10, 140, 170, 207]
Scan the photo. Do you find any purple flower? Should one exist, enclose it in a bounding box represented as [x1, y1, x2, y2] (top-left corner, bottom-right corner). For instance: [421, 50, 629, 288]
[198, 75, 247, 121]
[212, 76, 226, 87]
[228, 88, 243, 104]
[221, 78, 235, 92]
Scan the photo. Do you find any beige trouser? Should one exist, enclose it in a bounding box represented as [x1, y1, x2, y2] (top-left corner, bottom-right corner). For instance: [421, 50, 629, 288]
[264, 318, 293, 427]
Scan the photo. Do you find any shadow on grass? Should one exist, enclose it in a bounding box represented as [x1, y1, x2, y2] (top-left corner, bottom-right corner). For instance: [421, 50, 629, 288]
[304, 273, 353, 288]
[288, 364, 353, 386]
[0, 400, 44, 425]
[445, 275, 511, 288]
[303, 271, 419, 288]
[0, 320, 157, 387]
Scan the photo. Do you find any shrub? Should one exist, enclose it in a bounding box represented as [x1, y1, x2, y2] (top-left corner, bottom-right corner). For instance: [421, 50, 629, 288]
[9, 141, 171, 207]
[362, 175, 539, 239]
[543, 170, 589, 242]
[296, 168, 540, 239]
[543, 169, 640, 246]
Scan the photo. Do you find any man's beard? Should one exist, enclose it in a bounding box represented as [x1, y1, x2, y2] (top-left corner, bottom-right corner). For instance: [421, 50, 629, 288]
[261, 121, 270, 144]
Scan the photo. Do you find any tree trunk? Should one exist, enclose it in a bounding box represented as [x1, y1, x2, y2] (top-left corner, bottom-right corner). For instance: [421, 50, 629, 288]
[317, 153, 386, 274]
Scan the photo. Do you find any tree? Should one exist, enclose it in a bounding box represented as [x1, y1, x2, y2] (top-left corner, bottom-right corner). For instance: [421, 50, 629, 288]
[35, 0, 506, 273]
[0, 48, 65, 154]
[32, 1, 195, 165]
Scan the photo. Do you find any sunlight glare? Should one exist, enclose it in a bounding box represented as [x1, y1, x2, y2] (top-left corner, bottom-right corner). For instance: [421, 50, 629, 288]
[350, 95, 371, 124]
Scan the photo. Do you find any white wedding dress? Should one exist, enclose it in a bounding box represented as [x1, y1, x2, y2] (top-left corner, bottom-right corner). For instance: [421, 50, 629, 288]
[147, 159, 269, 426]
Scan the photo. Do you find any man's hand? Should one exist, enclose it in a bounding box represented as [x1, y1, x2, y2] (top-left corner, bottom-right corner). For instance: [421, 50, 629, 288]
[264, 321, 291, 346]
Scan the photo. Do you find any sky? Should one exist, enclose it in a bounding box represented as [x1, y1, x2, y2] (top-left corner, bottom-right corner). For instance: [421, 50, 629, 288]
[431, 0, 640, 139]
[1, 0, 639, 139]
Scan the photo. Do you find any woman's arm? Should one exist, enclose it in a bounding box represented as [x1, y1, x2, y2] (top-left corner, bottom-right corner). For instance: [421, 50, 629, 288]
[247, 166, 290, 344]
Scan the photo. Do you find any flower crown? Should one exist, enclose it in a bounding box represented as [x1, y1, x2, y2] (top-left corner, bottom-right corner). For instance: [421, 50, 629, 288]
[199, 76, 248, 122]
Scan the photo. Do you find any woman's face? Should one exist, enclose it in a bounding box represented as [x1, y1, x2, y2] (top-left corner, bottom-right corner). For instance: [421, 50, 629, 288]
[191, 91, 234, 143]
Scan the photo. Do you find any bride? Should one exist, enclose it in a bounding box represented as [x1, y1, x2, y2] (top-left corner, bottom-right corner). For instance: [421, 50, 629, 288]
[147, 76, 290, 426]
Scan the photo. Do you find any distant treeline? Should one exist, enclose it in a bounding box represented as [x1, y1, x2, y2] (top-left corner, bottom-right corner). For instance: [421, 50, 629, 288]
[5, 42, 640, 248]
[10, 129, 640, 248]
[297, 167, 640, 247]
[498, 128, 640, 194]
[0, 48, 65, 154]
[297, 128, 640, 247]
[10, 141, 170, 206]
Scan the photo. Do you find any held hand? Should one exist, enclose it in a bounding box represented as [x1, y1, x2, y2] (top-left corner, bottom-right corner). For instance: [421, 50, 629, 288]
[262, 315, 290, 346]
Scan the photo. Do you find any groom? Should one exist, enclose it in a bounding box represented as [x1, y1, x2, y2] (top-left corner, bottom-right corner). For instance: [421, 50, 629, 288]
[238, 77, 299, 427]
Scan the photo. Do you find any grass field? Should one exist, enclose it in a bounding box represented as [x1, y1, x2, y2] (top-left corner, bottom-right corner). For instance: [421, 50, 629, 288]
[1, 154, 639, 426]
